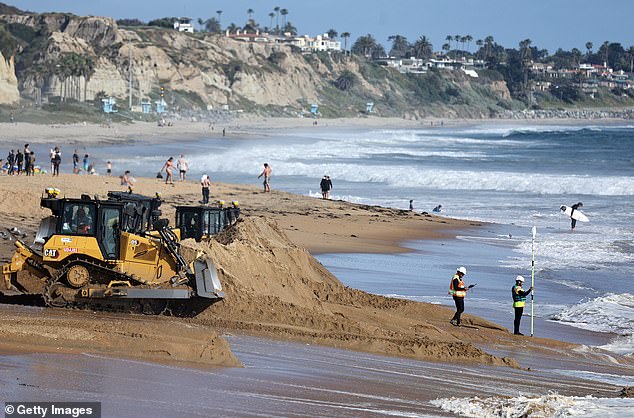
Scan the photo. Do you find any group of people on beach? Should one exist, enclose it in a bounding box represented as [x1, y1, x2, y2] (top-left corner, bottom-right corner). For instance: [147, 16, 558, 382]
[448, 266, 533, 335]
[2, 144, 37, 176]
[2, 144, 117, 178]
[159, 154, 189, 185]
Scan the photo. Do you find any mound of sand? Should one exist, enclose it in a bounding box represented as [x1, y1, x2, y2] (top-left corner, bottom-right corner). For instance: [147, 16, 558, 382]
[184, 216, 518, 367]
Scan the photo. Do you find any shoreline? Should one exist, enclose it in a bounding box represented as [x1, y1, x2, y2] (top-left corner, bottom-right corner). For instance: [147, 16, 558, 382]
[1, 114, 633, 147]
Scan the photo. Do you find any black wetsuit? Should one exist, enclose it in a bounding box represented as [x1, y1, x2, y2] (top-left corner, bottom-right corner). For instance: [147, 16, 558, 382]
[570, 202, 582, 229]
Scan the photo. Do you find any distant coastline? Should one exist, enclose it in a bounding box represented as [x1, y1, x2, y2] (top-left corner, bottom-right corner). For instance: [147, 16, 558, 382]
[1, 111, 633, 147]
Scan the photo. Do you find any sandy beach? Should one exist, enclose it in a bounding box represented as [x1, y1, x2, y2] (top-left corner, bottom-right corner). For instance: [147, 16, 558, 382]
[0, 120, 632, 416]
[0, 173, 631, 373]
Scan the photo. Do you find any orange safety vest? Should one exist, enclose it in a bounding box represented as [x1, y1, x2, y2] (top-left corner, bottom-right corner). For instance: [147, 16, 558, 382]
[448, 274, 466, 298]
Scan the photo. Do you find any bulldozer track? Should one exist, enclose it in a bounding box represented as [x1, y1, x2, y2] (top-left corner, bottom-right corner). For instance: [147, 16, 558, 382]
[42, 257, 175, 315]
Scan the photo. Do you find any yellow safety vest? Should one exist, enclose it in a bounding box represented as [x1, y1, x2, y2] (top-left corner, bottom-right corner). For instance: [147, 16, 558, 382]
[512, 284, 526, 308]
[449, 274, 466, 298]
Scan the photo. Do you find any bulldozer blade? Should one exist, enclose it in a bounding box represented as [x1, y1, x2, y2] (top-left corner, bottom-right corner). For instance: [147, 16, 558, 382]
[193, 257, 224, 299]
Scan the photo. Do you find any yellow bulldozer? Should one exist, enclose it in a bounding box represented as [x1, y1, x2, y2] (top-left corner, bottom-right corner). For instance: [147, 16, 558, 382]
[1, 189, 223, 315]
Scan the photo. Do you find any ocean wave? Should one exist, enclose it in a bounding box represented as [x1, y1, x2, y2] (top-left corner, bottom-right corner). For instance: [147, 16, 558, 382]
[430, 393, 634, 417]
[552, 293, 634, 335]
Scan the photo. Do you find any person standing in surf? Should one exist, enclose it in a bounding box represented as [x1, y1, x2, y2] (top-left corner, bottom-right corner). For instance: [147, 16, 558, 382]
[569, 201, 583, 230]
[449, 266, 471, 326]
[258, 163, 272, 192]
[511, 275, 533, 335]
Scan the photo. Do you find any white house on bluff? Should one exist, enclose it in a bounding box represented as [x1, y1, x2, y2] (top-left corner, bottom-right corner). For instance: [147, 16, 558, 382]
[174, 18, 194, 33]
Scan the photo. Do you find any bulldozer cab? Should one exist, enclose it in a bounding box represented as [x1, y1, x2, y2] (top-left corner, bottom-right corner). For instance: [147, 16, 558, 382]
[39, 192, 163, 261]
[175, 205, 240, 241]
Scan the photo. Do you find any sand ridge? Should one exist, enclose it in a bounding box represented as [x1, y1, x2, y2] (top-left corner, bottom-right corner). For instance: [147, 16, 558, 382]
[0, 173, 630, 372]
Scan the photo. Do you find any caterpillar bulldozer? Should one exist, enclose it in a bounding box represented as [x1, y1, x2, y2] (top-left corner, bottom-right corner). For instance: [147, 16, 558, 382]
[1, 189, 223, 315]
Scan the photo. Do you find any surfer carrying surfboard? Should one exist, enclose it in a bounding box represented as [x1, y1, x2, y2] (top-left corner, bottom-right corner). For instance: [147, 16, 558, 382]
[569, 202, 583, 230]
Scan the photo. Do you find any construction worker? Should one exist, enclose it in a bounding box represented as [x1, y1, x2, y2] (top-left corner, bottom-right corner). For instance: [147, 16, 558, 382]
[511, 275, 533, 335]
[449, 266, 471, 326]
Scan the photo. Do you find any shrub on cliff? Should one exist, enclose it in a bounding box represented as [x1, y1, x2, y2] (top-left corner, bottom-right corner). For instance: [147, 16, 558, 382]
[334, 70, 357, 91]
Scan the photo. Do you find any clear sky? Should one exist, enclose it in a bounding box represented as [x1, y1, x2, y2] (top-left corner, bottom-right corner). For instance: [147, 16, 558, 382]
[5, 0, 634, 53]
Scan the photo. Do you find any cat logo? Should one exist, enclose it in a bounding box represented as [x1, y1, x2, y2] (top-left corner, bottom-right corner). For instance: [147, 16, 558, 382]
[44, 249, 59, 258]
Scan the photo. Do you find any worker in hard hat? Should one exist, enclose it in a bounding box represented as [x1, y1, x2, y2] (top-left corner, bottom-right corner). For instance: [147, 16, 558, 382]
[512, 275, 533, 335]
[449, 266, 471, 326]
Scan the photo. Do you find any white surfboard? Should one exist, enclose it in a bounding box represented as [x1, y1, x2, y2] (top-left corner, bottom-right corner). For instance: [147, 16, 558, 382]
[560, 205, 589, 222]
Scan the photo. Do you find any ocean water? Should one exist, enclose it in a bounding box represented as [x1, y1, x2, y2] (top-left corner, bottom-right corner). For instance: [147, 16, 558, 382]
[64, 123, 634, 357]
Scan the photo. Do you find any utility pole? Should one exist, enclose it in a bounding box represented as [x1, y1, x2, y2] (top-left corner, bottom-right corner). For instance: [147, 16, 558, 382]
[128, 43, 133, 110]
[530, 226, 536, 337]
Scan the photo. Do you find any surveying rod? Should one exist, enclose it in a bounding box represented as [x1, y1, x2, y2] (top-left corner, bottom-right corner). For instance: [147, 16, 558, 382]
[531, 226, 536, 337]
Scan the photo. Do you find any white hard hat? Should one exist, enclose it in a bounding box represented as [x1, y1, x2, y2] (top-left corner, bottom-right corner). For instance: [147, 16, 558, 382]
[516, 275, 525, 283]
[457, 266, 467, 275]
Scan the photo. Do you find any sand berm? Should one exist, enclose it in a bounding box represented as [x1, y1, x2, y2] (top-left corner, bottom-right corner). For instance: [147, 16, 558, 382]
[0, 173, 574, 368]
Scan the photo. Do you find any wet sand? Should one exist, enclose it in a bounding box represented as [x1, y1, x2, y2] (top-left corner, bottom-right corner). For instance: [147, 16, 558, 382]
[0, 334, 628, 417]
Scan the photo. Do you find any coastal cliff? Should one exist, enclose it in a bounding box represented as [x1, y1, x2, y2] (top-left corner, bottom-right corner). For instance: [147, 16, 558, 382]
[0, 9, 512, 118]
[0, 51, 18, 104]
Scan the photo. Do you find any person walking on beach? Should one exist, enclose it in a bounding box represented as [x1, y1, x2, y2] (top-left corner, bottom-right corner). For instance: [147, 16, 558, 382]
[29, 151, 36, 175]
[161, 157, 175, 185]
[409, 200, 414, 211]
[16, 149, 23, 175]
[72, 150, 79, 173]
[258, 163, 272, 192]
[448, 266, 472, 326]
[511, 275, 533, 335]
[52, 146, 61, 176]
[83, 154, 90, 173]
[6, 150, 15, 176]
[24, 146, 32, 176]
[569, 201, 583, 230]
[177, 154, 189, 181]
[106, 161, 112, 176]
[320, 175, 333, 199]
[201, 174, 211, 204]
[121, 170, 135, 193]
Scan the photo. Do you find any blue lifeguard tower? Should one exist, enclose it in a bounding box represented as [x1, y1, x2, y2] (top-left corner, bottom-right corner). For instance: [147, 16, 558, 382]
[155, 98, 167, 114]
[310, 103, 319, 116]
[141, 99, 152, 114]
[101, 97, 117, 113]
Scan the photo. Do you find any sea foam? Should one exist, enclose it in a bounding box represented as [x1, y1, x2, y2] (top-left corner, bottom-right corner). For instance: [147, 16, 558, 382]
[430, 393, 634, 417]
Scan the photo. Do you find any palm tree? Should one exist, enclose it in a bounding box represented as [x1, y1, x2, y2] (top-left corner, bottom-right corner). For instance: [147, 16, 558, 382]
[274, 6, 280, 30]
[341, 32, 351, 55]
[197, 18, 204, 32]
[268, 12, 275, 29]
[585, 41, 593, 57]
[445, 35, 453, 51]
[602, 41, 609, 66]
[388, 35, 409, 58]
[280, 9, 288, 28]
[519, 39, 533, 98]
[327, 29, 338, 39]
[247, 8, 254, 20]
[216, 10, 223, 27]
[413, 36, 433, 60]
[465, 35, 473, 52]
[571, 48, 582, 67]
[442, 43, 450, 55]
[484, 35, 495, 59]
[454, 34, 461, 50]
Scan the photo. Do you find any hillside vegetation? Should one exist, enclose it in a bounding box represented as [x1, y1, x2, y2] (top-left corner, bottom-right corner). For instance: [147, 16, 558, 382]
[0, 6, 633, 121]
